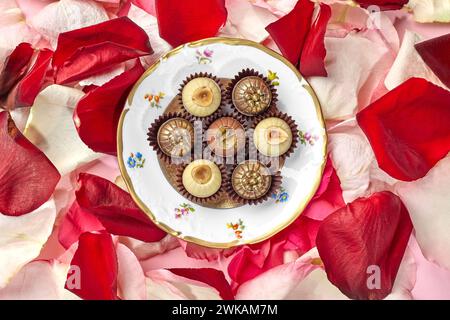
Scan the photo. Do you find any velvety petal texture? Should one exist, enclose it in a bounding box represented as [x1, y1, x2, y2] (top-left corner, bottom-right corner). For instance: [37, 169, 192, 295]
[75, 173, 167, 242]
[53, 17, 152, 84]
[0, 112, 60, 216]
[357, 77, 450, 181]
[415, 33, 450, 89]
[266, 0, 330, 77]
[155, 0, 227, 47]
[66, 231, 118, 300]
[354, 0, 408, 10]
[74, 59, 144, 154]
[316, 192, 413, 300]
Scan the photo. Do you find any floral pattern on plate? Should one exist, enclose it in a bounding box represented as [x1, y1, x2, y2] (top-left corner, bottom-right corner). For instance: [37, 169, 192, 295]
[127, 152, 145, 169]
[227, 219, 245, 239]
[175, 203, 195, 219]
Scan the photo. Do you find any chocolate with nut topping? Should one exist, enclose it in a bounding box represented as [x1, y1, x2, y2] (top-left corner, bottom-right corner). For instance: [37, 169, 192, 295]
[231, 160, 272, 200]
[157, 117, 194, 158]
[232, 76, 272, 116]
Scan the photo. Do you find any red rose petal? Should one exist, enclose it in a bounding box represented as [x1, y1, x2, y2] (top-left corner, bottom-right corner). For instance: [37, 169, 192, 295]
[15, 49, 53, 107]
[0, 43, 34, 98]
[75, 173, 167, 242]
[169, 268, 234, 300]
[357, 77, 450, 181]
[415, 33, 450, 89]
[354, 0, 408, 10]
[0, 112, 60, 216]
[266, 0, 314, 66]
[316, 191, 413, 300]
[299, 3, 331, 77]
[53, 17, 152, 84]
[74, 59, 144, 155]
[155, 0, 227, 47]
[66, 231, 118, 300]
[58, 201, 105, 249]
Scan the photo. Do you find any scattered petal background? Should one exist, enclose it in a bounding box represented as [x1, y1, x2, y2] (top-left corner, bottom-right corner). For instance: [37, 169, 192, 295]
[0, 0, 450, 300]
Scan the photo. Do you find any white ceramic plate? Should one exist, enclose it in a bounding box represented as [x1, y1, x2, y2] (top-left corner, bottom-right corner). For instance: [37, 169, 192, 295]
[118, 38, 327, 248]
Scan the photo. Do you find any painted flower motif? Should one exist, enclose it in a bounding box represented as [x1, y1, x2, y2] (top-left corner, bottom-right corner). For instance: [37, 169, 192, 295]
[175, 203, 195, 219]
[145, 92, 165, 108]
[127, 152, 145, 169]
[267, 70, 280, 86]
[298, 129, 318, 146]
[227, 219, 245, 239]
[271, 187, 289, 203]
[196, 48, 213, 64]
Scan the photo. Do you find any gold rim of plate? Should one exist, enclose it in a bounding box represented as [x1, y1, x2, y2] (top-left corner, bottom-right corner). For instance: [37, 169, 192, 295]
[117, 37, 328, 249]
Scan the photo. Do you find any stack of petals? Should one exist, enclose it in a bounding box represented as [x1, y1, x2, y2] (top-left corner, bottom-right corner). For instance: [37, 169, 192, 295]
[0, 0, 450, 301]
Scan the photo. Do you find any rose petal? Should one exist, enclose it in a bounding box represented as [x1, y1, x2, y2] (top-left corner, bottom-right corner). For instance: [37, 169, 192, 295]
[53, 16, 152, 84]
[0, 42, 34, 98]
[75, 173, 167, 242]
[155, 0, 227, 47]
[0, 112, 60, 216]
[169, 268, 234, 300]
[356, 77, 450, 181]
[221, 0, 277, 43]
[328, 120, 397, 203]
[395, 155, 450, 270]
[119, 234, 180, 261]
[302, 157, 345, 220]
[0, 260, 79, 299]
[0, 198, 56, 288]
[116, 243, 146, 300]
[66, 231, 118, 300]
[251, 0, 297, 16]
[385, 31, 446, 90]
[408, 0, 450, 23]
[74, 59, 144, 154]
[127, 4, 171, 68]
[14, 48, 53, 107]
[299, 3, 331, 77]
[23, 85, 99, 175]
[354, 0, 408, 10]
[265, 0, 314, 66]
[132, 0, 156, 15]
[58, 201, 104, 249]
[235, 248, 321, 299]
[178, 240, 235, 262]
[415, 33, 450, 89]
[145, 269, 222, 300]
[316, 191, 413, 300]
[31, 0, 109, 48]
[385, 247, 416, 300]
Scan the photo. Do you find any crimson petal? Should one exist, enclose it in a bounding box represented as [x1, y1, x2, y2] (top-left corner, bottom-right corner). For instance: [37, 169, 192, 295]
[354, 0, 408, 10]
[0, 43, 34, 98]
[299, 3, 331, 77]
[53, 17, 152, 84]
[357, 77, 450, 181]
[15, 49, 53, 108]
[75, 173, 167, 242]
[66, 231, 118, 300]
[316, 191, 413, 300]
[74, 59, 144, 155]
[415, 33, 450, 89]
[155, 0, 227, 47]
[0, 112, 60, 216]
[266, 0, 314, 66]
[169, 268, 234, 300]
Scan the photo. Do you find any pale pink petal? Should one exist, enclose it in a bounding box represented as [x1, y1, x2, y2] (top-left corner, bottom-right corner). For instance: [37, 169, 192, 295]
[0, 260, 79, 299]
[220, 0, 277, 42]
[145, 269, 222, 300]
[385, 247, 416, 300]
[251, 0, 297, 17]
[408, 0, 450, 23]
[15, 0, 56, 21]
[127, 4, 171, 68]
[23, 85, 99, 175]
[235, 248, 321, 300]
[116, 243, 146, 300]
[119, 234, 180, 261]
[328, 119, 397, 203]
[0, 199, 56, 288]
[309, 33, 388, 120]
[31, 0, 109, 49]
[395, 155, 450, 270]
[385, 30, 447, 90]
